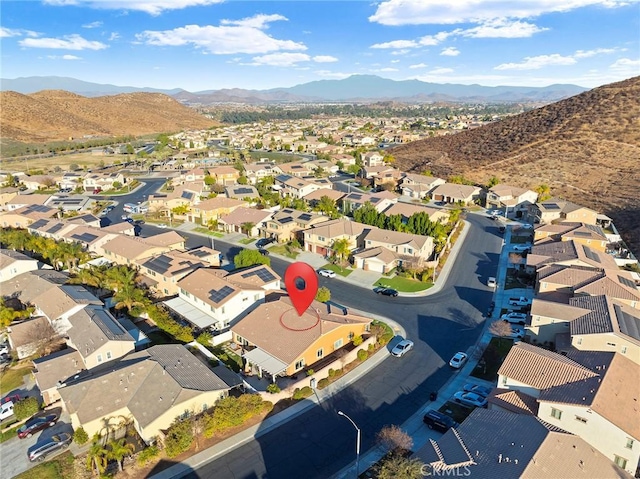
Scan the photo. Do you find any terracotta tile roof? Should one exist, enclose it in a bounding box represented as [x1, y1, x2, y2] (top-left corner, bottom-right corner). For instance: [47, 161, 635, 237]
[488, 388, 539, 415]
[1, 270, 68, 304]
[231, 296, 370, 364]
[431, 183, 480, 199]
[101, 222, 135, 234]
[302, 188, 345, 202]
[364, 227, 433, 250]
[381, 202, 448, 221]
[489, 184, 533, 198]
[498, 342, 598, 390]
[536, 264, 602, 287]
[304, 218, 370, 239]
[194, 197, 246, 212]
[7, 194, 51, 205]
[143, 231, 184, 247]
[574, 270, 640, 302]
[353, 246, 397, 264]
[224, 264, 281, 289]
[218, 207, 272, 226]
[570, 295, 640, 342]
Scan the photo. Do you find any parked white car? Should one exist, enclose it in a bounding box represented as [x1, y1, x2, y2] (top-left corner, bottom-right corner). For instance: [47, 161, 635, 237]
[487, 277, 497, 289]
[500, 312, 528, 325]
[449, 352, 468, 369]
[453, 391, 488, 408]
[512, 244, 531, 252]
[318, 269, 337, 278]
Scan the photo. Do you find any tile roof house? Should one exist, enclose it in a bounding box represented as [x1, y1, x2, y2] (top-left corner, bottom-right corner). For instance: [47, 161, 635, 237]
[533, 222, 609, 251]
[5, 193, 52, 211]
[301, 188, 345, 207]
[414, 408, 630, 478]
[58, 344, 234, 444]
[0, 204, 59, 228]
[485, 184, 538, 217]
[303, 218, 370, 257]
[260, 208, 329, 243]
[244, 162, 283, 185]
[66, 305, 136, 369]
[217, 207, 273, 236]
[399, 173, 445, 199]
[0, 186, 19, 211]
[225, 184, 260, 200]
[32, 284, 103, 333]
[274, 174, 331, 199]
[232, 296, 371, 378]
[209, 166, 240, 185]
[356, 228, 435, 271]
[26, 218, 76, 240]
[381, 202, 450, 224]
[361, 151, 384, 167]
[527, 198, 598, 226]
[101, 234, 181, 266]
[188, 196, 247, 224]
[7, 316, 57, 360]
[341, 191, 398, 215]
[497, 342, 640, 474]
[166, 266, 279, 331]
[148, 181, 206, 214]
[526, 240, 618, 273]
[0, 249, 39, 281]
[1, 270, 68, 305]
[430, 183, 481, 205]
[33, 347, 86, 405]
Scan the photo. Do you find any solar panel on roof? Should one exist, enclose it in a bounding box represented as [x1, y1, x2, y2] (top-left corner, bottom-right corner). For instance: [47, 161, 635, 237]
[583, 247, 600, 263]
[47, 223, 65, 234]
[542, 203, 560, 210]
[26, 204, 53, 213]
[573, 231, 592, 237]
[30, 219, 49, 229]
[209, 285, 234, 303]
[188, 249, 209, 258]
[234, 187, 253, 194]
[145, 254, 173, 274]
[181, 191, 194, 200]
[350, 194, 362, 200]
[282, 209, 293, 213]
[241, 268, 276, 282]
[72, 233, 98, 243]
[618, 275, 637, 289]
[279, 217, 294, 224]
[298, 213, 312, 221]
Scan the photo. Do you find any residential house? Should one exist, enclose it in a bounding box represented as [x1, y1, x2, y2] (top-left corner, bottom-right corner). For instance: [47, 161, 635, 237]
[33, 348, 86, 405]
[527, 297, 592, 344]
[5, 194, 52, 211]
[497, 343, 639, 475]
[209, 166, 240, 186]
[217, 207, 273, 236]
[31, 284, 103, 333]
[188, 197, 247, 225]
[303, 159, 339, 176]
[166, 266, 279, 330]
[485, 184, 538, 218]
[0, 187, 19, 210]
[7, 316, 57, 359]
[301, 188, 345, 209]
[101, 235, 180, 266]
[528, 199, 598, 226]
[277, 162, 316, 178]
[65, 305, 136, 369]
[381, 202, 450, 224]
[533, 222, 609, 251]
[362, 166, 403, 189]
[21, 175, 58, 191]
[261, 208, 328, 243]
[244, 162, 283, 185]
[46, 194, 92, 213]
[526, 240, 619, 274]
[361, 151, 384, 167]
[225, 185, 260, 201]
[342, 191, 398, 215]
[232, 296, 370, 379]
[274, 174, 331, 199]
[0, 249, 39, 281]
[182, 167, 207, 183]
[67, 213, 101, 228]
[430, 183, 481, 205]
[82, 172, 126, 192]
[414, 408, 629, 478]
[138, 248, 221, 296]
[101, 221, 136, 237]
[147, 181, 205, 215]
[59, 173, 83, 190]
[303, 218, 370, 256]
[355, 228, 434, 272]
[58, 344, 233, 443]
[332, 154, 356, 167]
[27, 218, 76, 240]
[0, 204, 59, 228]
[1, 270, 68, 305]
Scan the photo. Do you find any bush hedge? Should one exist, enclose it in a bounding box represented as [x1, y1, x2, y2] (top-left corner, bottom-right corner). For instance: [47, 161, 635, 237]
[146, 305, 194, 343]
[164, 419, 194, 458]
[73, 426, 89, 445]
[292, 386, 313, 400]
[357, 349, 369, 361]
[203, 395, 271, 438]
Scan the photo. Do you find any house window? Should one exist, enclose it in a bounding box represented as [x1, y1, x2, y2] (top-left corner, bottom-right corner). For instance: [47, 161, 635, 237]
[96, 354, 103, 364]
[334, 339, 343, 350]
[575, 416, 587, 424]
[317, 348, 324, 358]
[614, 456, 627, 469]
[318, 236, 325, 242]
[295, 359, 305, 370]
[221, 306, 225, 314]
[106, 351, 112, 360]
[626, 438, 634, 449]
[236, 334, 245, 344]
[254, 294, 260, 301]
[576, 337, 582, 345]
[550, 408, 562, 420]
[622, 346, 627, 354]
[348, 332, 354, 340]
[164, 289, 169, 294]
[606, 342, 616, 347]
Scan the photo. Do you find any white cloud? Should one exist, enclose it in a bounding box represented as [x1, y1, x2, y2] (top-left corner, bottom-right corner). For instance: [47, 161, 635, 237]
[19, 34, 108, 50]
[47, 54, 82, 60]
[313, 55, 338, 63]
[246, 52, 310, 67]
[390, 59, 400, 63]
[409, 63, 428, 69]
[43, 0, 224, 16]
[418, 31, 455, 46]
[1, 27, 39, 38]
[429, 67, 454, 74]
[609, 57, 640, 71]
[82, 21, 103, 28]
[574, 47, 619, 58]
[390, 49, 411, 56]
[370, 67, 399, 72]
[370, 39, 418, 49]
[440, 47, 460, 57]
[495, 54, 576, 70]
[136, 14, 306, 54]
[108, 32, 120, 41]
[314, 70, 353, 79]
[369, 0, 629, 26]
[461, 20, 548, 38]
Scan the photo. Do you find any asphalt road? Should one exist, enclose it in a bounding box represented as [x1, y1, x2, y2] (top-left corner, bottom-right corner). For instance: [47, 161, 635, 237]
[98, 177, 166, 227]
[138, 213, 502, 479]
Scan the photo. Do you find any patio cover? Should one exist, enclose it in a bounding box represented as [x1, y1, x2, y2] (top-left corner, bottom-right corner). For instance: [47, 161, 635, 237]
[164, 297, 217, 329]
[243, 348, 288, 377]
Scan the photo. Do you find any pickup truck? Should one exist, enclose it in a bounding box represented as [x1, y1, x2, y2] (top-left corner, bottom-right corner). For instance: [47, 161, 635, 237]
[508, 296, 532, 307]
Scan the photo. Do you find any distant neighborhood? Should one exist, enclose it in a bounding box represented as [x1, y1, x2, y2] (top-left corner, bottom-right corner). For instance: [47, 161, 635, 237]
[1, 129, 639, 478]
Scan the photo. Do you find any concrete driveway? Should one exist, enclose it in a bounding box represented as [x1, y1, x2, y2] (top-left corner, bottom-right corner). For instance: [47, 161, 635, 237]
[0, 407, 73, 478]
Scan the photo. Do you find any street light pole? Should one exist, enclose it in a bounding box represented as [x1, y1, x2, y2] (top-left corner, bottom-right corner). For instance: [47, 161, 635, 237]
[337, 410, 361, 478]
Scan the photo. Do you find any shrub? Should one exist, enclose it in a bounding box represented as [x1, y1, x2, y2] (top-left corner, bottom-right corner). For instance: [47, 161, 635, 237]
[315, 286, 331, 303]
[352, 335, 363, 346]
[328, 369, 336, 378]
[292, 386, 313, 400]
[306, 369, 314, 376]
[164, 419, 193, 458]
[137, 445, 159, 465]
[146, 305, 194, 343]
[73, 426, 89, 445]
[197, 331, 213, 347]
[317, 378, 330, 389]
[368, 343, 375, 353]
[13, 396, 39, 420]
[266, 383, 281, 394]
[203, 394, 272, 438]
[357, 349, 369, 361]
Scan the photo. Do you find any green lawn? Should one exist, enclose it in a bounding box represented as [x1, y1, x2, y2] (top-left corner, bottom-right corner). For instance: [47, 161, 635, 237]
[193, 227, 224, 237]
[374, 276, 433, 292]
[471, 337, 515, 382]
[320, 263, 353, 277]
[438, 401, 475, 424]
[239, 237, 256, 245]
[147, 330, 180, 345]
[0, 366, 29, 394]
[0, 424, 20, 443]
[211, 344, 243, 373]
[269, 244, 299, 259]
[15, 452, 75, 479]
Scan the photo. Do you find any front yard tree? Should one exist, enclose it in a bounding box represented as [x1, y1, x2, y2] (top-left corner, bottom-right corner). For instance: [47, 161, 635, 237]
[108, 438, 135, 473]
[240, 222, 255, 237]
[315, 286, 331, 303]
[87, 437, 109, 476]
[376, 424, 413, 455]
[374, 455, 425, 479]
[234, 249, 270, 268]
[489, 319, 514, 347]
[331, 238, 351, 268]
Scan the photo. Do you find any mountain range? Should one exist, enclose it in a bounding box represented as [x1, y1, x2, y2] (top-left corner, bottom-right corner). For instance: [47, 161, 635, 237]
[0, 75, 588, 104]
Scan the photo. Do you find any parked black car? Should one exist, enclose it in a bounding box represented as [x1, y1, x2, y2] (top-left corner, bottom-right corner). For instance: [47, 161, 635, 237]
[258, 249, 270, 256]
[256, 238, 275, 248]
[423, 410, 459, 432]
[27, 433, 72, 462]
[373, 287, 399, 297]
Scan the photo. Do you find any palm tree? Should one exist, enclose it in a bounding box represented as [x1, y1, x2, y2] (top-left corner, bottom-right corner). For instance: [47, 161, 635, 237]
[114, 282, 149, 312]
[69, 265, 104, 293]
[105, 265, 137, 293]
[86, 439, 109, 476]
[241, 222, 255, 237]
[331, 238, 351, 269]
[107, 438, 135, 472]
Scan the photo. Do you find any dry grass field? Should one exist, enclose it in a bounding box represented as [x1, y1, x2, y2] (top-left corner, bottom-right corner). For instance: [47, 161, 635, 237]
[1, 152, 125, 173]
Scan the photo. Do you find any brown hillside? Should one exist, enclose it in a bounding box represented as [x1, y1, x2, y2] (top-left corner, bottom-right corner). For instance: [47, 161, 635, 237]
[0, 90, 216, 142]
[392, 76, 640, 254]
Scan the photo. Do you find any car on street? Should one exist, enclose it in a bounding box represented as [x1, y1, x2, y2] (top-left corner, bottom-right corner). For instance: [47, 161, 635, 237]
[318, 269, 337, 278]
[520, 223, 533, 229]
[391, 339, 414, 357]
[256, 238, 275, 248]
[508, 326, 525, 339]
[512, 244, 531, 252]
[373, 287, 398, 297]
[28, 433, 72, 462]
[487, 277, 497, 289]
[423, 410, 459, 432]
[500, 312, 528, 325]
[17, 414, 59, 439]
[258, 248, 269, 256]
[453, 391, 488, 408]
[157, 223, 167, 228]
[449, 352, 468, 369]
[462, 384, 492, 398]
[121, 214, 129, 220]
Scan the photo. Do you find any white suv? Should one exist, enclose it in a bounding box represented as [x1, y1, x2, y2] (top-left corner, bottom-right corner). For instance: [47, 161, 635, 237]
[501, 312, 528, 325]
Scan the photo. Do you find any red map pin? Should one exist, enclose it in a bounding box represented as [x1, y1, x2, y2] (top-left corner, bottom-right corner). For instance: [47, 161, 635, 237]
[284, 262, 318, 316]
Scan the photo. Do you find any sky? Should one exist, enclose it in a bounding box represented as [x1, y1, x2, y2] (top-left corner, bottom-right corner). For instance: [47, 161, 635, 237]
[1, 0, 639, 92]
